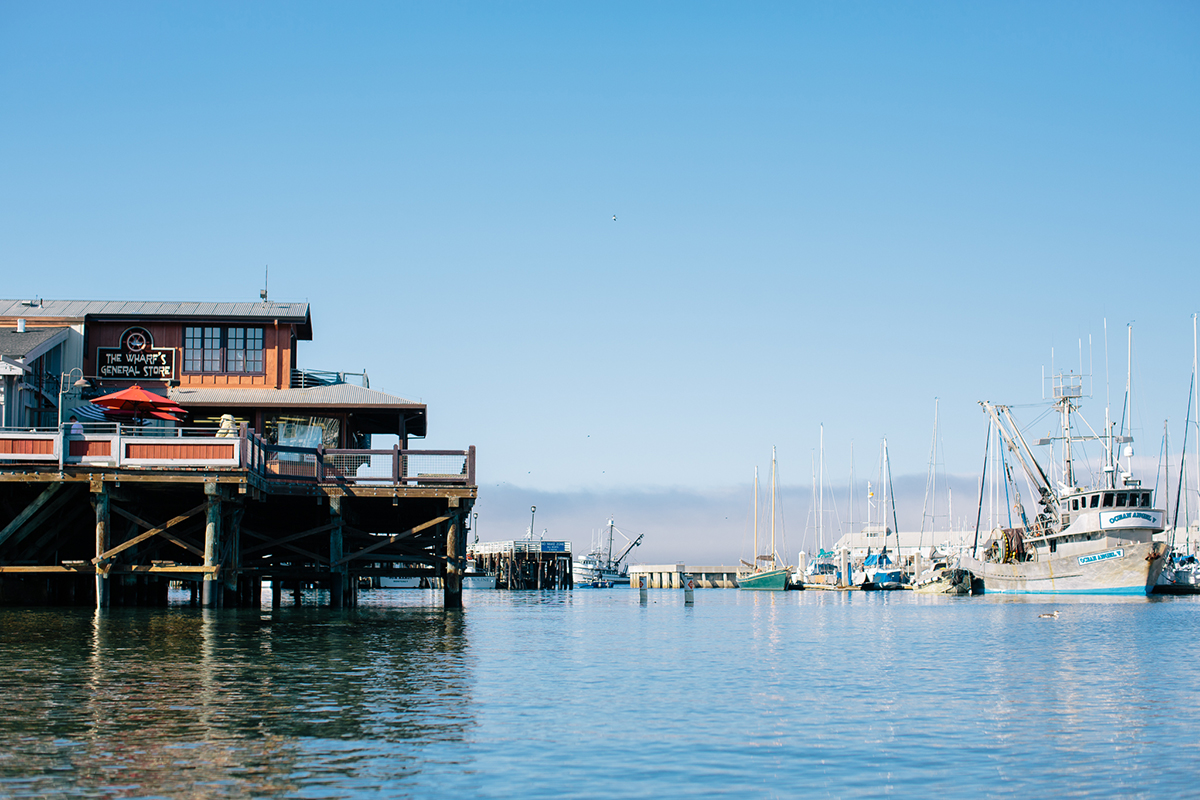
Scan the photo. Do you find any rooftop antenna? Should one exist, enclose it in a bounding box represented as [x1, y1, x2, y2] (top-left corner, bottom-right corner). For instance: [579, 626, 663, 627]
[261, 265, 269, 302]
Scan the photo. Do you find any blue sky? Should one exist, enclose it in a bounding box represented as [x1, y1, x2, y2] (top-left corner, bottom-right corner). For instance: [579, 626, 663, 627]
[2, 2, 1198, 560]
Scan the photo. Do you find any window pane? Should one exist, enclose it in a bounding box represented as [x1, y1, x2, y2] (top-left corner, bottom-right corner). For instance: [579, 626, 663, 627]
[1090, 495, 1099, 508]
[247, 328, 263, 372]
[184, 326, 202, 371]
[1103, 493, 1114, 507]
[204, 327, 222, 372]
[227, 327, 246, 372]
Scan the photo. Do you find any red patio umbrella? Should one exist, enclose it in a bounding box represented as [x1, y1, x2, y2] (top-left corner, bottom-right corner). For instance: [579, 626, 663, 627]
[90, 385, 188, 422]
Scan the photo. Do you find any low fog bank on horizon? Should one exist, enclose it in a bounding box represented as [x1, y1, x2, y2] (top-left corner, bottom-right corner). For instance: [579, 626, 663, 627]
[475, 474, 988, 566]
[475, 450, 1197, 565]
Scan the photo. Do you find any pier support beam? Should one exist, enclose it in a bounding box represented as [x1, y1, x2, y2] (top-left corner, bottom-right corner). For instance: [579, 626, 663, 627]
[202, 482, 222, 608]
[329, 495, 345, 609]
[93, 483, 109, 609]
[444, 498, 463, 608]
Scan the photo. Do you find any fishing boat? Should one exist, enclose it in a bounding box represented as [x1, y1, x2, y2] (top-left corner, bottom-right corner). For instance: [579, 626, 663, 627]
[961, 370, 1168, 595]
[572, 519, 642, 587]
[379, 559, 497, 589]
[738, 448, 791, 590]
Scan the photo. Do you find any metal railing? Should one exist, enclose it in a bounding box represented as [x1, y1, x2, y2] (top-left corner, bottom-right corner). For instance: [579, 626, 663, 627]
[244, 432, 474, 487]
[0, 425, 475, 488]
[290, 368, 369, 389]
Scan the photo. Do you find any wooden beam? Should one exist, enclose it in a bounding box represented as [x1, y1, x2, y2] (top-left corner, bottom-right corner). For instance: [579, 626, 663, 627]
[241, 527, 328, 565]
[0, 483, 64, 547]
[92, 502, 207, 564]
[337, 515, 449, 565]
[0, 564, 219, 574]
[1, 486, 79, 553]
[16, 502, 90, 563]
[110, 506, 207, 559]
[242, 522, 339, 556]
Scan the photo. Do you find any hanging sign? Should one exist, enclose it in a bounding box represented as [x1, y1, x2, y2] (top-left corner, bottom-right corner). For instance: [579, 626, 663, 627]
[98, 327, 175, 380]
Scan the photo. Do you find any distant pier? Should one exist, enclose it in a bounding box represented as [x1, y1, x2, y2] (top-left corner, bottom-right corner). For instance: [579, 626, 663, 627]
[629, 564, 740, 589]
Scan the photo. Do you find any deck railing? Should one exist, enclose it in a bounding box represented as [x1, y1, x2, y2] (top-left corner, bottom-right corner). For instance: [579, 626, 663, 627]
[0, 425, 475, 488]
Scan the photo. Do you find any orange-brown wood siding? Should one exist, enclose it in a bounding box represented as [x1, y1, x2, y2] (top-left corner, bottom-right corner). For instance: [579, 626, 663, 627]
[69, 440, 112, 457]
[85, 321, 295, 390]
[0, 439, 54, 455]
[124, 442, 235, 460]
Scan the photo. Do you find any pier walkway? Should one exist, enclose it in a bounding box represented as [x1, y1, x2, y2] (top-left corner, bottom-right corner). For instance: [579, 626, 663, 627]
[0, 424, 477, 608]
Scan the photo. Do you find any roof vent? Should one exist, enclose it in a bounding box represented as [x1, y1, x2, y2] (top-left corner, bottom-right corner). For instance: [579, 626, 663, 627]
[17, 319, 25, 333]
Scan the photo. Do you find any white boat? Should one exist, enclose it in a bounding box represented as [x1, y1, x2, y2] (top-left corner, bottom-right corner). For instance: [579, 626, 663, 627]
[378, 559, 496, 589]
[961, 372, 1168, 595]
[573, 520, 642, 586]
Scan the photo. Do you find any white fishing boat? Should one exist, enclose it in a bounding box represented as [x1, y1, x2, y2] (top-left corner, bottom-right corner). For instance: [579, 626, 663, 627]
[572, 520, 642, 587]
[961, 370, 1168, 595]
[378, 559, 496, 589]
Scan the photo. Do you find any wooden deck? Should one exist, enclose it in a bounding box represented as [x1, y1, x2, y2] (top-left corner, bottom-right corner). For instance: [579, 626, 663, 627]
[0, 425, 477, 609]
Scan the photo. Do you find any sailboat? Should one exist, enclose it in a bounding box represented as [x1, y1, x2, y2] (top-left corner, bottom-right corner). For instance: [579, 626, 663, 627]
[961, 356, 1169, 595]
[912, 399, 971, 594]
[738, 448, 791, 590]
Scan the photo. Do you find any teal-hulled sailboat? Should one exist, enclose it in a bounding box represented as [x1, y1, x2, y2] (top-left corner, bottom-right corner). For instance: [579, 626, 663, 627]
[738, 448, 790, 590]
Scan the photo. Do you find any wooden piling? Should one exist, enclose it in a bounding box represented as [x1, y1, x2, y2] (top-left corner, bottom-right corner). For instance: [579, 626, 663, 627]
[444, 499, 463, 608]
[330, 494, 345, 609]
[202, 482, 221, 608]
[93, 483, 109, 609]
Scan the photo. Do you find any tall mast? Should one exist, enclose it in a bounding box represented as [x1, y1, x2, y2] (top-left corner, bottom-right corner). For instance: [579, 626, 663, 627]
[849, 442, 855, 532]
[1061, 384, 1075, 489]
[753, 466, 759, 563]
[607, 518, 615, 568]
[818, 426, 824, 552]
[770, 447, 777, 568]
[1185, 311, 1195, 525]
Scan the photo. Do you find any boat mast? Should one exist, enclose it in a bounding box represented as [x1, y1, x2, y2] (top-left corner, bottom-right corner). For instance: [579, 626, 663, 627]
[848, 442, 855, 533]
[818, 426, 824, 553]
[1194, 313, 1198, 532]
[920, 399, 939, 552]
[770, 446, 778, 568]
[753, 466, 759, 565]
[606, 518, 615, 569]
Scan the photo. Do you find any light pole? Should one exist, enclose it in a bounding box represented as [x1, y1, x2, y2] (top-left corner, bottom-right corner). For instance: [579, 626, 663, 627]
[473, 512, 479, 544]
[529, 505, 536, 541]
[57, 368, 91, 430]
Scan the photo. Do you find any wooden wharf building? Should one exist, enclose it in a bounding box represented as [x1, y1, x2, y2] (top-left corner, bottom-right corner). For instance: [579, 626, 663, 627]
[0, 299, 477, 608]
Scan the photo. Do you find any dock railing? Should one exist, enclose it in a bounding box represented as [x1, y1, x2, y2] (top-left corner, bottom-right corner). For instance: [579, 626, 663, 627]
[0, 425, 476, 488]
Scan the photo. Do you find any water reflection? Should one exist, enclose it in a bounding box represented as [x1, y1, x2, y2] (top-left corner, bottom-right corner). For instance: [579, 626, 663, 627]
[0, 605, 473, 797]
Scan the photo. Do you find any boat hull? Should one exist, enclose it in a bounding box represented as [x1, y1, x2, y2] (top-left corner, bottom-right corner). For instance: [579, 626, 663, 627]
[962, 541, 1166, 595]
[912, 568, 972, 595]
[737, 567, 790, 591]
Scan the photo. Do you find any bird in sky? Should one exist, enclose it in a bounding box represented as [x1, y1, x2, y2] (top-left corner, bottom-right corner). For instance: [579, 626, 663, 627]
[612, 215, 617, 221]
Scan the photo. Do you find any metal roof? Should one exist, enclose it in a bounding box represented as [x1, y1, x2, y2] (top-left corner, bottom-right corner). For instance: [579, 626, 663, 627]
[0, 300, 312, 339]
[169, 384, 423, 408]
[0, 326, 70, 359]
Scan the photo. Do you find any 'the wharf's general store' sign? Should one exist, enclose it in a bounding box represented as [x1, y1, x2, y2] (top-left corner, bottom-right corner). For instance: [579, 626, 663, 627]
[98, 327, 175, 380]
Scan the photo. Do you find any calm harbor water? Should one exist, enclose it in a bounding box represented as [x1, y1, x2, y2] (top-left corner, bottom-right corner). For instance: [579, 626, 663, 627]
[2, 588, 1198, 799]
